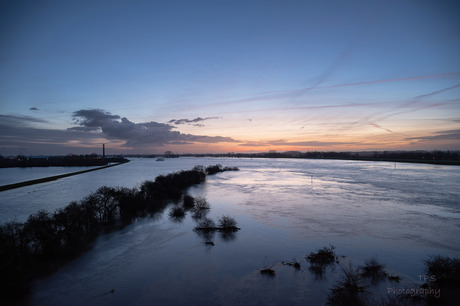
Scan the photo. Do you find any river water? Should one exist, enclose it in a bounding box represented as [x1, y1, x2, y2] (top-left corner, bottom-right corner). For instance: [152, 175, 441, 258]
[1, 157, 459, 305]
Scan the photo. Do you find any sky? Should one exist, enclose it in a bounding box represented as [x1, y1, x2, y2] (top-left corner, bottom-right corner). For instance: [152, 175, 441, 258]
[1, 0, 460, 155]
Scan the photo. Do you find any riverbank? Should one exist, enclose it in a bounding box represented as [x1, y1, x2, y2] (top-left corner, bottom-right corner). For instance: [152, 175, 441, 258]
[0, 160, 129, 192]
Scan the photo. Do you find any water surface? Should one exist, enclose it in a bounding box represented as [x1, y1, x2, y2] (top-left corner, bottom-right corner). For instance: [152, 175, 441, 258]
[2, 158, 459, 305]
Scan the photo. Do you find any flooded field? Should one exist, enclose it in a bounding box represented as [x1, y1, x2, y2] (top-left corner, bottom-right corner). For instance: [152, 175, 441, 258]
[1, 158, 459, 305]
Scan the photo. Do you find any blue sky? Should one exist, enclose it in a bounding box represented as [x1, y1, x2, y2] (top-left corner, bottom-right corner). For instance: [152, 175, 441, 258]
[1, 0, 459, 155]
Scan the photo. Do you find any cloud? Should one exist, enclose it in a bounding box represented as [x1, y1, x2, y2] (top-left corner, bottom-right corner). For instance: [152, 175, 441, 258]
[0, 114, 106, 155]
[168, 117, 220, 126]
[0, 114, 47, 127]
[406, 130, 460, 141]
[192, 72, 460, 113]
[368, 123, 393, 133]
[29, 107, 39, 111]
[239, 139, 358, 147]
[70, 109, 237, 147]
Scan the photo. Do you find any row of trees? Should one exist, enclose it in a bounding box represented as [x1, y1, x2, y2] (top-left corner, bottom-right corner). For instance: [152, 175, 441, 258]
[0, 164, 238, 300]
[0, 154, 129, 168]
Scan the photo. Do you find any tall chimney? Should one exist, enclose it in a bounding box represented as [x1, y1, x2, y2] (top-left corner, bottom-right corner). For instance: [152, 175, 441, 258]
[103, 144, 105, 158]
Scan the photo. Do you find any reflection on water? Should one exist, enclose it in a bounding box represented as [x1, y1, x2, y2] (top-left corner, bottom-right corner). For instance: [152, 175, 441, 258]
[5, 158, 460, 305]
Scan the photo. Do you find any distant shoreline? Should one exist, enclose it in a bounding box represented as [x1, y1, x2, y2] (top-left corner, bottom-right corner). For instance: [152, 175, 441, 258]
[0, 161, 129, 192]
[292, 156, 460, 166]
[127, 154, 460, 166]
[122, 150, 460, 166]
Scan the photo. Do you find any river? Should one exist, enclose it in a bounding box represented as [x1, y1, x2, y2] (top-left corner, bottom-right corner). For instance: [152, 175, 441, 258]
[1, 157, 459, 305]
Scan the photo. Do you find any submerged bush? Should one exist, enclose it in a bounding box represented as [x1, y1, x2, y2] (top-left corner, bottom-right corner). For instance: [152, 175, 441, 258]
[327, 264, 368, 306]
[218, 215, 238, 230]
[196, 217, 216, 230]
[423, 255, 460, 304]
[169, 206, 186, 221]
[307, 244, 337, 266]
[183, 195, 195, 209]
[205, 164, 239, 175]
[425, 255, 460, 285]
[194, 196, 210, 211]
[360, 257, 387, 281]
[194, 215, 240, 233]
[260, 267, 276, 276]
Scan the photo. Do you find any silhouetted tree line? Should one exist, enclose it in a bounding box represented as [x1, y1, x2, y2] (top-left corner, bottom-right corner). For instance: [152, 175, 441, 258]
[140, 150, 460, 165]
[0, 154, 129, 168]
[0, 165, 238, 300]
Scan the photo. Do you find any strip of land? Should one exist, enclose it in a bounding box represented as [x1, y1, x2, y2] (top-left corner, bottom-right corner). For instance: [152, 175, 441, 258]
[0, 161, 129, 192]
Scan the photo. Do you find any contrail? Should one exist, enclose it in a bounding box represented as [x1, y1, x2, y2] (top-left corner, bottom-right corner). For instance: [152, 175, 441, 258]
[313, 72, 460, 91]
[413, 83, 460, 99]
[195, 72, 460, 111]
[368, 123, 393, 133]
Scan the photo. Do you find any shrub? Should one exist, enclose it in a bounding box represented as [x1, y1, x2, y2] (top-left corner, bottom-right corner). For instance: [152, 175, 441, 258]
[306, 244, 337, 266]
[205, 164, 224, 175]
[388, 274, 401, 282]
[183, 195, 195, 209]
[423, 255, 460, 305]
[218, 215, 238, 229]
[260, 267, 276, 276]
[196, 217, 216, 230]
[425, 255, 460, 285]
[205, 164, 239, 175]
[169, 206, 186, 220]
[194, 196, 210, 211]
[327, 264, 368, 306]
[360, 257, 387, 281]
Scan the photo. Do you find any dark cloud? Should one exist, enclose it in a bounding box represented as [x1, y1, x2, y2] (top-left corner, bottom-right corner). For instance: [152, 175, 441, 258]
[0, 114, 105, 155]
[29, 107, 39, 111]
[0, 111, 237, 155]
[239, 139, 358, 147]
[0, 114, 47, 127]
[168, 117, 220, 126]
[406, 130, 460, 141]
[70, 109, 236, 147]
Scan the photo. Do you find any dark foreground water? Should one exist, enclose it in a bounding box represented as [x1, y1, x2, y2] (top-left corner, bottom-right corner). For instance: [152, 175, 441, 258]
[1, 158, 459, 305]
